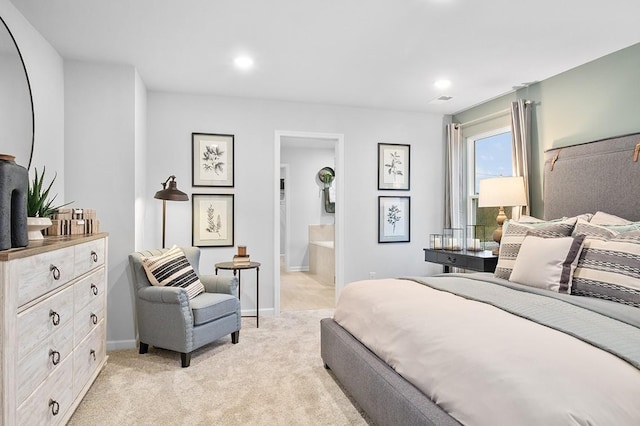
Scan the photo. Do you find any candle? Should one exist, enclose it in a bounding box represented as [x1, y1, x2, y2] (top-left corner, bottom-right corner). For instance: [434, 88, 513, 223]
[466, 239, 481, 251]
[433, 237, 442, 249]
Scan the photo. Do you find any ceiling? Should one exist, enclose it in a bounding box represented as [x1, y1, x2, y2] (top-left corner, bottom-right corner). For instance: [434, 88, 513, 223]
[10, 0, 640, 115]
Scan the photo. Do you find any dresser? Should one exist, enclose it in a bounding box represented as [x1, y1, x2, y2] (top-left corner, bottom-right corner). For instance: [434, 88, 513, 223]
[0, 233, 108, 425]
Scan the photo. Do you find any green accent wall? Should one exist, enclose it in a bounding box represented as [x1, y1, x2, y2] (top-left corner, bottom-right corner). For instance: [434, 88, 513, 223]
[453, 42, 640, 216]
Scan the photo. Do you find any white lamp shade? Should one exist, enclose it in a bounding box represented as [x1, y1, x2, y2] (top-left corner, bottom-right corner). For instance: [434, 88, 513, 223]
[478, 176, 527, 208]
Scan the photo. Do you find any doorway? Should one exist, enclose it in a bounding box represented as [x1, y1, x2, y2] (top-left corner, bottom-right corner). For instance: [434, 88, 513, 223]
[273, 131, 344, 314]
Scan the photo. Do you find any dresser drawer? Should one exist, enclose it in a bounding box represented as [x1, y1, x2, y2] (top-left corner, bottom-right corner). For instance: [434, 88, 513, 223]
[74, 294, 105, 345]
[17, 354, 73, 426]
[74, 238, 105, 277]
[14, 246, 75, 307]
[18, 285, 74, 360]
[17, 321, 74, 405]
[435, 251, 468, 268]
[74, 267, 105, 313]
[74, 322, 106, 398]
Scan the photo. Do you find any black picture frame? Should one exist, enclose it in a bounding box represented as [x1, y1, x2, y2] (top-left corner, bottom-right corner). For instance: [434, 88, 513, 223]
[378, 196, 410, 243]
[192, 193, 234, 247]
[192, 133, 234, 187]
[378, 143, 410, 190]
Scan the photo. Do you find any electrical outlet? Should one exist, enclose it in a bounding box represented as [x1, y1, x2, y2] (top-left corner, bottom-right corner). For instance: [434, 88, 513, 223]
[369, 272, 376, 279]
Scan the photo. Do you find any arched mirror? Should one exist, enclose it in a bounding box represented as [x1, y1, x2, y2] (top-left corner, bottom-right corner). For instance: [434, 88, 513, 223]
[0, 16, 34, 170]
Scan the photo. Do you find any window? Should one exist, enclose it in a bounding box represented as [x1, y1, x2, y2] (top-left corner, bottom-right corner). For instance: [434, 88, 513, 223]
[467, 128, 513, 243]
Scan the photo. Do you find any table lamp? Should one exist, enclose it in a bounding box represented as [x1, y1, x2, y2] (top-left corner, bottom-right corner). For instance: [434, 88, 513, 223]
[154, 175, 189, 248]
[478, 176, 527, 255]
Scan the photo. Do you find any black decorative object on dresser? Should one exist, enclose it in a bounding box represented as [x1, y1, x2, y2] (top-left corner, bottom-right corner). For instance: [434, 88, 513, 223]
[423, 248, 498, 273]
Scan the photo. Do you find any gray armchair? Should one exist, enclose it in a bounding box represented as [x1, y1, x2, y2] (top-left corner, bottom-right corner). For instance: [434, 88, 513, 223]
[128, 247, 241, 367]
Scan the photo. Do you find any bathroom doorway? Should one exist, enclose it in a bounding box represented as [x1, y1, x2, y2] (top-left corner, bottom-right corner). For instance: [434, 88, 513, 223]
[273, 131, 344, 314]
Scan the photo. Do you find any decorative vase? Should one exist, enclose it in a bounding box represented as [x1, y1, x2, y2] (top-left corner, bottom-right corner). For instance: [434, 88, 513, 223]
[27, 217, 52, 241]
[0, 154, 28, 250]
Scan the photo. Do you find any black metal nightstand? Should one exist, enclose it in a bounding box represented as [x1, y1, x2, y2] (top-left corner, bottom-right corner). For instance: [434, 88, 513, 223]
[423, 248, 498, 273]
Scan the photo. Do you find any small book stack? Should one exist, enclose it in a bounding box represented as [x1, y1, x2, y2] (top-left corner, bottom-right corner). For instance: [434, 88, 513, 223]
[233, 245, 250, 266]
[46, 208, 100, 236]
[233, 254, 250, 266]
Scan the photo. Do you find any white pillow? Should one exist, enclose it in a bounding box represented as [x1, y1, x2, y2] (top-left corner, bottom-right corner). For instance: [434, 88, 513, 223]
[509, 235, 585, 293]
[494, 217, 578, 281]
[590, 211, 632, 226]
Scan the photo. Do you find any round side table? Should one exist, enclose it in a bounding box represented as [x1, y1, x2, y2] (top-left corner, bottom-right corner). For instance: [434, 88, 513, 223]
[215, 261, 260, 328]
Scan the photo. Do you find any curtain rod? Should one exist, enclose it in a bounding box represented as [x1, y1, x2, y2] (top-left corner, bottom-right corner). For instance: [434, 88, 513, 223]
[456, 100, 532, 128]
[457, 108, 510, 128]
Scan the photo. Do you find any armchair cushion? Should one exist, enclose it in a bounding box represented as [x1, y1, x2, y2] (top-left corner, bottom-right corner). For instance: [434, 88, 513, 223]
[190, 292, 240, 326]
[140, 246, 205, 299]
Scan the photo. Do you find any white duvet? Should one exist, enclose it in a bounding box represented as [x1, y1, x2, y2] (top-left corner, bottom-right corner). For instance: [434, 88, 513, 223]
[334, 279, 640, 425]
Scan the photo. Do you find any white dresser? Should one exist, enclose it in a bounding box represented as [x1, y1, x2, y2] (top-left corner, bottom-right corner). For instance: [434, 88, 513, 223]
[0, 233, 108, 425]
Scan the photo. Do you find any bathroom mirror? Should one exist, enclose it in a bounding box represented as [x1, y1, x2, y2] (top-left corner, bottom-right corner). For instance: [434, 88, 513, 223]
[0, 16, 34, 169]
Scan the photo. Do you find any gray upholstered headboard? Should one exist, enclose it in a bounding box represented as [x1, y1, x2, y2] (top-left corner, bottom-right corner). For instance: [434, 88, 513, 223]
[543, 132, 640, 221]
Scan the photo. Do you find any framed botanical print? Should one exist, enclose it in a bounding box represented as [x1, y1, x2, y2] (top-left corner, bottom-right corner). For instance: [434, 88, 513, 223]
[192, 194, 234, 247]
[192, 133, 234, 187]
[378, 143, 410, 190]
[378, 196, 410, 243]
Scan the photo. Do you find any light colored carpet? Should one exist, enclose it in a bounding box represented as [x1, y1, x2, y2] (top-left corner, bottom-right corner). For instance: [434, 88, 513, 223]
[69, 310, 370, 425]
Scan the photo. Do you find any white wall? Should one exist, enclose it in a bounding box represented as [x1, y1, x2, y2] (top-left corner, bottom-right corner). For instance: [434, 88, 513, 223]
[0, 0, 64, 193]
[3, 0, 445, 349]
[146, 92, 445, 320]
[281, 145, 334, 270]
[64, 59, 138, 349]
[134, 70, 147, 250]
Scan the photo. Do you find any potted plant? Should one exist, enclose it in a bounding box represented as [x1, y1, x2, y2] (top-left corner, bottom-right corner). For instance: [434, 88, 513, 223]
[26, 167, 71, 240]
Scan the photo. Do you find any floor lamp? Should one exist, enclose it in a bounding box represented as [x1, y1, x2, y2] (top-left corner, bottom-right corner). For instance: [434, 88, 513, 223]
[154, 175, 189, 248]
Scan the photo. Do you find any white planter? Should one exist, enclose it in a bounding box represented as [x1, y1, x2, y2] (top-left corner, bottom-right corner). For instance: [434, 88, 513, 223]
[27, 217, 52, 240]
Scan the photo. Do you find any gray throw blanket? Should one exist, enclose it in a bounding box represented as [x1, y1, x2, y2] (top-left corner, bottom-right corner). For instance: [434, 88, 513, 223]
[406, 273, 640, 370]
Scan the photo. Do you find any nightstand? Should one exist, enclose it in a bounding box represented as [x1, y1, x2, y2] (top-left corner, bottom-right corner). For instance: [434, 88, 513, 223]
[423, 248, 498, 273]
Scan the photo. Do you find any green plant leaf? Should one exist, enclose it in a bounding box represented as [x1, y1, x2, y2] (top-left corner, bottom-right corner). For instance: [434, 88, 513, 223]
[27, 167, 73, 217]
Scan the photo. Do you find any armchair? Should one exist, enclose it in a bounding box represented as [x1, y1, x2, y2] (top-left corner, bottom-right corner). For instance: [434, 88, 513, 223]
[128, 247, 241, 367]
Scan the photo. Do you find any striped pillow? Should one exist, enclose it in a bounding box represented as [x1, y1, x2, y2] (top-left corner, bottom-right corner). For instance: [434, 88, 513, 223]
[141, 246, 205, 299]
[572, 220, 640, 307]
[494, 217, 577, 280]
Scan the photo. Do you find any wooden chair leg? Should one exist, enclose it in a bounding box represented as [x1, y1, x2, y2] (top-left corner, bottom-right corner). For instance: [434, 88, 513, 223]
[181, 352, 191, 368]
[232, 331, 240, 344]
[139, 342, 149, 354]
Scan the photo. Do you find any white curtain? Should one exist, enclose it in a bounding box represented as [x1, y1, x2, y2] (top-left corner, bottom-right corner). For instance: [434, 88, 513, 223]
[444, 123, 465, 229]
[510, 100, 532, 219]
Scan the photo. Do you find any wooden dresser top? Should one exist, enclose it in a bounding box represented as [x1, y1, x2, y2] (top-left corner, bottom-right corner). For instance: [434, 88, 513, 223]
[0, 233, 108, 261]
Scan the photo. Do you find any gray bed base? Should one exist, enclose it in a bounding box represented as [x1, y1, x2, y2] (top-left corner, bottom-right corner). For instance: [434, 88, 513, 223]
[321, 318, 461, 426]
[320, 133, 640, 425]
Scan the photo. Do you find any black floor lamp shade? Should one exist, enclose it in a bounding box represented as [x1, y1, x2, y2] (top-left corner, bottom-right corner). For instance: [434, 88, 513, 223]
[155, 175, 188, 248]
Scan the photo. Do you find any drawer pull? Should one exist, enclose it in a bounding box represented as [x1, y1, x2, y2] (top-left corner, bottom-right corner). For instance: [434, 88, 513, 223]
[49, 349, 61, 365]
[49, 399, 60, 416]
[91, 250, 99, 263]
[50, 264, 61, 280]
[91, 313, 98, 325]
[50, 310, 61, 326]
[90, 349, 96, 361]
[91, 283, 99, 295]
[447, 256, 457, 264]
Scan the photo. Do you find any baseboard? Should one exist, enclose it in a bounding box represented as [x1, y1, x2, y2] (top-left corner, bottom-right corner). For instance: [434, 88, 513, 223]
[287, 266, 309, 272]
[107, 339, 137, 351]
[242, 307, 275, 317]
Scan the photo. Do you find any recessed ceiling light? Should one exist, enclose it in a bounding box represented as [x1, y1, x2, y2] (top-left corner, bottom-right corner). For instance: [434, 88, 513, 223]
[234, 56, 254, 70]
[434, 79, 451, 90]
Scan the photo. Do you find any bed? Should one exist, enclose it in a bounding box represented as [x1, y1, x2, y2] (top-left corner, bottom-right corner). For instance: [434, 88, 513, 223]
[320, 133, 640, 425]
